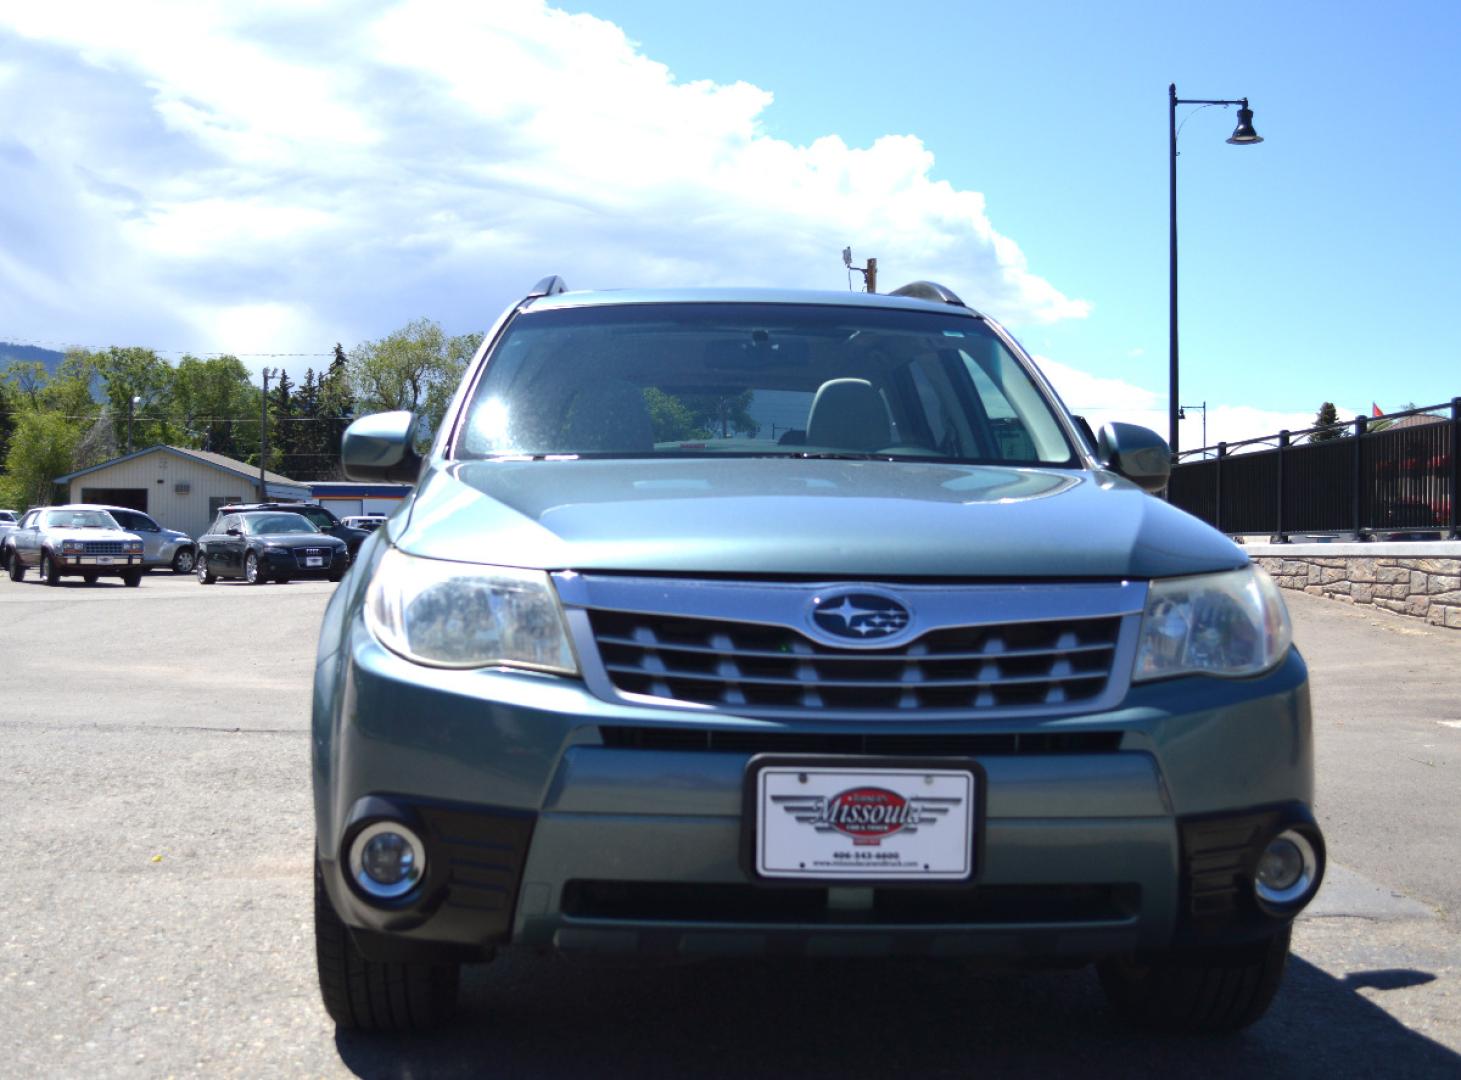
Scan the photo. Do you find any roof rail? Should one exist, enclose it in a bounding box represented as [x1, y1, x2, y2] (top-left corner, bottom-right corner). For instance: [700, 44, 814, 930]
[527, 275, 569, 298]
[889, 280, 968, 308]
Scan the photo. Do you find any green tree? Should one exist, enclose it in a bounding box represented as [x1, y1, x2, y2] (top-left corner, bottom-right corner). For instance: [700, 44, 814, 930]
[643, 388, 709, 442]
[3, 360, 50, 408]
[94, 347, 173, 452]
[0, 377, 16, 472]
[268, 369, 296, 476]
[348, 320, 479, 447]
[1310, 402, 1345, 442]
[166, 354, 258, 459]
[0, 409, 83, 509]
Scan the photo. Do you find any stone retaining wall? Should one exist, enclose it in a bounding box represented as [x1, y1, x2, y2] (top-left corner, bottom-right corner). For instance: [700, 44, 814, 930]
[1247, 545, 1461, 628]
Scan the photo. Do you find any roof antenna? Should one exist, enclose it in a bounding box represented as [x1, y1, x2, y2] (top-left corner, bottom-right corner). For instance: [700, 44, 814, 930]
[841, 247, 877, 293]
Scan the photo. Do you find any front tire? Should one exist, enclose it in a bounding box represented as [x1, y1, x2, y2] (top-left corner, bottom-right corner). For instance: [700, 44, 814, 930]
[42, 552, 62, 586]
[1098, 926, 1291, 1034]
[314, 859, 459, 1031]
[244, 551, 264, 585]
[122, 570, 142, 588]
[172, 548, 195, 574]
[7, 552, 23, 582]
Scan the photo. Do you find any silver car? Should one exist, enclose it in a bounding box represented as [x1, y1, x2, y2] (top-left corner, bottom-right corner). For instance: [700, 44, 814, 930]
[81, 505, 196, 573]
[0, 509, 18, 566]
[6, 506, 145, 586]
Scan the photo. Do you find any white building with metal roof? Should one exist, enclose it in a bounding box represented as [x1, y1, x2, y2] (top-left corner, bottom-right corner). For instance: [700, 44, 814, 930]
[55, 446, 312, 540]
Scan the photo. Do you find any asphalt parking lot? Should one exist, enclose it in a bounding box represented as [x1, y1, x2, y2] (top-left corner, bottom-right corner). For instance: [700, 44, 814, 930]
[1, 574, 1459, 1078]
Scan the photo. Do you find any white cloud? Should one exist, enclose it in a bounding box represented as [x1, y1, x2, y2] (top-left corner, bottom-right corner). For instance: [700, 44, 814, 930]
[1036, 355, 1355, 453]
[0, 0, 1089, 359]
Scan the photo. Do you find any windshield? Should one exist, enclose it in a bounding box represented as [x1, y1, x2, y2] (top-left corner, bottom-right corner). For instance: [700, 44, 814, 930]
[455, 303, 1074, 465]
[243, 512, 319, 535]
[297, 508, 337, 530]
[43, 509, 121, 530]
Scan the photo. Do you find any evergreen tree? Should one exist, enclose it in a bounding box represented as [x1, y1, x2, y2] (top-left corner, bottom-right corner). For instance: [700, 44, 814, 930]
[1310, 402, 1345, 441]
[317, 344, 355, 479]
[269, 368, 298, 477]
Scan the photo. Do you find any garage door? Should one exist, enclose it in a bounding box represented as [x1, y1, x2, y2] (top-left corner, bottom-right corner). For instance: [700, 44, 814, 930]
[81, 487, 148, 512]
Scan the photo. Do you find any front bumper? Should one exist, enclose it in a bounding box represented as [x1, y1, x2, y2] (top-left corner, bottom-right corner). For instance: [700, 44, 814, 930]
[261, 549, 342, 576]
[61, 553, 142, 570]
[314, 625, 1316, 962]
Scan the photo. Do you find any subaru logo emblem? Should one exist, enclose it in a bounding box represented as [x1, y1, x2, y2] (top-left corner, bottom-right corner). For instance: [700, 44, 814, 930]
[809, 591, 912, 642]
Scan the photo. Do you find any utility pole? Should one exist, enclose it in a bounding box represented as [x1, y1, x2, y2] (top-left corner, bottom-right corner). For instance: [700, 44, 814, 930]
[259, 369, 274, 501]
[841, 248, 878, 293]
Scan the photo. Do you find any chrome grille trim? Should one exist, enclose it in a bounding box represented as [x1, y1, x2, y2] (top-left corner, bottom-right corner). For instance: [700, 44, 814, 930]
[81, 541, 128, 555]
[556, 574, 1146, 721]
[292, 547, 333, 569]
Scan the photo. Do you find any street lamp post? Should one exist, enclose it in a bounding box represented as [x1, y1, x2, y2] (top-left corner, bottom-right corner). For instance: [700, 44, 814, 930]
[1169, 83, 1263, 457]
[127, 395, 141, 454]
[1179, 401, 1208, 456]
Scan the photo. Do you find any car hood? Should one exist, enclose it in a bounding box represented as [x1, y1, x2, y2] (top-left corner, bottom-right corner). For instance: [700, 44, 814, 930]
[258, 534, 346, 548]
[391, 458, 1245, 579]
[45, 528, 139, 543]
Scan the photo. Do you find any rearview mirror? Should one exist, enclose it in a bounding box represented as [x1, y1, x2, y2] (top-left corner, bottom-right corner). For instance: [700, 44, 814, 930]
[342, 411, 424, 483]
[1097, 422, 1170, 493]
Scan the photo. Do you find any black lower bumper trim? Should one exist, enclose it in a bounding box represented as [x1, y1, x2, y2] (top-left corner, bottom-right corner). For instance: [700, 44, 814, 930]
[329, 795, 536, 951]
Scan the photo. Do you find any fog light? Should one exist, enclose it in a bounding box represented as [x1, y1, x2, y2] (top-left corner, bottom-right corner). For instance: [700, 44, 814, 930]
[1254, 829, 1318, 909]
[349, 822, 425, 900]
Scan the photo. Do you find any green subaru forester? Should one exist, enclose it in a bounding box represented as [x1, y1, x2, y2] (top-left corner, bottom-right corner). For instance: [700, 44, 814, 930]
[312, 278, 1323, 1033]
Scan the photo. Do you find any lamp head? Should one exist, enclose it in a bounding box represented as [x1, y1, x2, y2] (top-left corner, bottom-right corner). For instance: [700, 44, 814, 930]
[1227, 102, 1263, 144]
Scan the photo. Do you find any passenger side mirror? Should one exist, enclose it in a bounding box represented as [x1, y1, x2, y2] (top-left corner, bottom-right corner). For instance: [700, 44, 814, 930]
[226, 527, 242, 537]
[1097, 422, 1171, 494]
[342, 411, 424, 484]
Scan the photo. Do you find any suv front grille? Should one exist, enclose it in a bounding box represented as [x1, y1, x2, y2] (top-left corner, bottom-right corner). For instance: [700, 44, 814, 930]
[588, 609, 1122, 714]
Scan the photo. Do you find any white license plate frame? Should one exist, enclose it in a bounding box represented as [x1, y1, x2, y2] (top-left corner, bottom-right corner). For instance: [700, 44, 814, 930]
[306, 556, 323, 567]
[743, 756, 983, 883]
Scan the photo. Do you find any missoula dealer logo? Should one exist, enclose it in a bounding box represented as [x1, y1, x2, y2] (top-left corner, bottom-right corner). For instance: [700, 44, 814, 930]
[778, 786, 956, 846]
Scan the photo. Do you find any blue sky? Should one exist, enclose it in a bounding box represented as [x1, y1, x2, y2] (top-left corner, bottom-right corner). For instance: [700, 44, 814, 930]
[2, 1, 1458, 448]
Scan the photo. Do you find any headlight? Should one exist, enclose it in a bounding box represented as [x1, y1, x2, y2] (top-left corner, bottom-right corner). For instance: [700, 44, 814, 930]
[365, 548, 578, 674]
[62, 540, 83, 552]
[1134, 566, 1292, 681]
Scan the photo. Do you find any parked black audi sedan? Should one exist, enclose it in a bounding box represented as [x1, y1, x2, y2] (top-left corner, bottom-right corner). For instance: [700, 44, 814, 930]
[196, 510, 348, 585]
[220, 501, 370, 561]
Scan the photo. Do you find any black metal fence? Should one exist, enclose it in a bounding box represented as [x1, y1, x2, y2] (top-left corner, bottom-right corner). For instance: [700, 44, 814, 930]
[1168, 399, 1461, 541]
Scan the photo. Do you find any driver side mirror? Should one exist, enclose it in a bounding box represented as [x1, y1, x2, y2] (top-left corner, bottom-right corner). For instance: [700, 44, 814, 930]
[1097, 422, 1171, 493]
[342, 411, 424, 484]
[226, 527, 242, 537]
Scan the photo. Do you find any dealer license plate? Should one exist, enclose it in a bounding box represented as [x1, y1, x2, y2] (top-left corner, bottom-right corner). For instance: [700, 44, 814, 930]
[751, 760, 978, 881]
[306, 557, 323, 567]
[96, 556, 113, 564]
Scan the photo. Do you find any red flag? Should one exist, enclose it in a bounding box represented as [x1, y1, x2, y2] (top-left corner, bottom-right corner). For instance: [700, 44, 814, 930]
[1371, 402, 1383, 417]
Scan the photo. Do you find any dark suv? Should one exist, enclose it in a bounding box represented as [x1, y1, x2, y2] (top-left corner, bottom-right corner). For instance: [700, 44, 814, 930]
[311, 277, 1323, 1035]
[220, 502, 368, 562]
